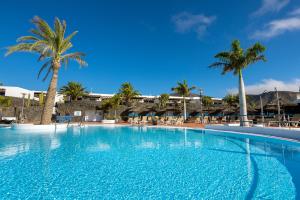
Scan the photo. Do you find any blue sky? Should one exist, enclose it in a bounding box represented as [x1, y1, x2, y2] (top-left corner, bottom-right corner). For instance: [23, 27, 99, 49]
[1, 0, 300, 97]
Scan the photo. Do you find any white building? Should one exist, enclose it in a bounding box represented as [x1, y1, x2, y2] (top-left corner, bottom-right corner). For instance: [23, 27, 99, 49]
[32, 90, 64, 103]
[0, 86, 36, 100]
[0, 85, 219, 105]
[0, 86, 64, 103]
[84, 93, 201, 102]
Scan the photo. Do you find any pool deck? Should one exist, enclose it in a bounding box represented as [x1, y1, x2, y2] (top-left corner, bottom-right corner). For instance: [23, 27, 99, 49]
[205, 124, 300, 143]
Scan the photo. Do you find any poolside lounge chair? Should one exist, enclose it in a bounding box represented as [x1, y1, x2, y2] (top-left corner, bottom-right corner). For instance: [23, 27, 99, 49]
[157, 118, 165, 125]
[175, 119, 183, 126]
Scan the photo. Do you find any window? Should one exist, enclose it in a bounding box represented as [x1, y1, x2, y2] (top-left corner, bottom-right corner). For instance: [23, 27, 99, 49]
[0, 89, 5, 96]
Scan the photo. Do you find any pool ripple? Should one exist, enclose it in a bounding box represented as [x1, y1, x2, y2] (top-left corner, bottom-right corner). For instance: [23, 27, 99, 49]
[0, 126, 299, 199]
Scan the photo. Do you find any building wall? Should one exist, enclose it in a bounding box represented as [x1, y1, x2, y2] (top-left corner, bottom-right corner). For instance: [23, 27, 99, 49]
[0, 85, 222, 106]
[0, 106, 43, 124]
[0, 86, 35, 99]
[0, 86, 65, 103]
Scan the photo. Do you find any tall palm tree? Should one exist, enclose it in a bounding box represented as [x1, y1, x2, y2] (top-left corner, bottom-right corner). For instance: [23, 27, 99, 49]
[172, 80, 196, 121]
[118, 82, 140, 106]
[6, 16, 87, 124]
[60, 81, 87, 101]
[210, 40, 266, 126]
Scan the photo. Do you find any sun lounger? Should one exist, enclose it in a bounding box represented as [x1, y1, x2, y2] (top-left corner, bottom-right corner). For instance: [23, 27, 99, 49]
[1, 117, 16, 121]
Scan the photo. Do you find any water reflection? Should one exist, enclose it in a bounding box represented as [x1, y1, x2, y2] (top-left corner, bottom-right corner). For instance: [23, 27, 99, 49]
[0, 144, 29, 158]
[0, 127, 300, 162]
[245, 138, 251, 181]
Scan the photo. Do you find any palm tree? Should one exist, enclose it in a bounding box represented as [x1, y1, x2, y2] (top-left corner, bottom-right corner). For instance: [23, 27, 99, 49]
[109, 94, 122, 119]
[6, 16, 87, 124]
[60, 81, 87, 101]
[171, 80, 196, 121]
[202, 96, 213, 107]
[118, 82, 140, 106]
[100, 94, 121, 119]
[223, 94, 239, 108]
[158, 93, 169, 109]
[210, 40, 266, 126]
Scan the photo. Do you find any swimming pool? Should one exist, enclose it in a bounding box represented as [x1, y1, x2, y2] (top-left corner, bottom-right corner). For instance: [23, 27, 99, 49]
[0, 126, 299, 199]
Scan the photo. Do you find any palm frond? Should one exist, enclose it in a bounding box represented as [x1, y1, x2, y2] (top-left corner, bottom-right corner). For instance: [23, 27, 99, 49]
[42, 65, 53, 81]
[38, 48, 52, 61]
[61, 52, 87, 67]
[17, 36, 39, 42]
[60, 31, 78, 53]
[6, 16, 87, 79]
[209, 62, 228, 68]
[37, 60, 52, 79]
[209, 39, 266, 76]
[5, 43, 34, 56]
[31, 16, 55, 39]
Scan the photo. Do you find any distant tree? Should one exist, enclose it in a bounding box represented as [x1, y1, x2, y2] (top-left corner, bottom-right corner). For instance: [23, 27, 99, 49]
[100, 94, 122, 119]
[0, 96, 12, 107]
[100, 99, 112, 113]
[118, 82, 140, 106]
[60, 82, 87, 101]
[39, 93, 45, 106]
[249, 101, 257, 110]
[223, 94, 239, 107]
[158, 93, 169, 109]
[109, 94, 122, 119]
[202, 96, 213, 107]
[210, 40, 266, 126]
[171, 80, 196, 121]
[6, 16, 87, 124]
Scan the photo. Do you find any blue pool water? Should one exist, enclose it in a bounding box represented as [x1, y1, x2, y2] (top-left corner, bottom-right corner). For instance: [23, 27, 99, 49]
[0, 126, 300, 199]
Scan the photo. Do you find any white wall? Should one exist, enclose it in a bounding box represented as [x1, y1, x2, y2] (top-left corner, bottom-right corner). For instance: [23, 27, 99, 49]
[55, 94, 64, 103]
[0, 86, 64, 103]
[0, 86, 35, 99]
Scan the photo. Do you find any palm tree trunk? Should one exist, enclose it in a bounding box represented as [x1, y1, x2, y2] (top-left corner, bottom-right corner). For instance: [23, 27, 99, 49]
[183, 97, 187, 121]
[238, 70, 249, 127]
[40, 67, 59, 124]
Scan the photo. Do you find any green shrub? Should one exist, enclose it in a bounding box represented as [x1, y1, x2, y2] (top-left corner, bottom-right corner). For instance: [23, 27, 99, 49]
[0, 96, 12, 107]
[104, 114, 116, 120]
[39, 93, 44, 105]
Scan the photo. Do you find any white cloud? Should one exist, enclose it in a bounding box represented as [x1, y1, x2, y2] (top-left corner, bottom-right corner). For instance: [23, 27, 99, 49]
[228, 79, 300, 94]
[172, 12, 216, 38]
[251, 16, 300, 39]
[252, 0, 289, 17]
[290, 7, 300, 16]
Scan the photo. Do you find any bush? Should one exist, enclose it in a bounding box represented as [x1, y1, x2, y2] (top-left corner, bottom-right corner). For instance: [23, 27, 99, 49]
[0, 96, 12, 107]
[104, 114, 116, 120]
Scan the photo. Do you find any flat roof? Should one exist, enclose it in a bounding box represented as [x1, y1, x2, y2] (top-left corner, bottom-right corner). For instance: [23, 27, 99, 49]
[1, 85, 217, 100]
